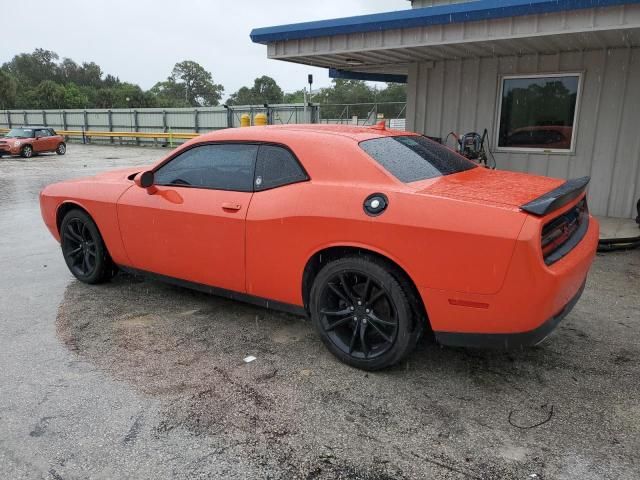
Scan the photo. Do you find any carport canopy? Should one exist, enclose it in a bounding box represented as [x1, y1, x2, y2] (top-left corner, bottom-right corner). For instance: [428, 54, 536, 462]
[251, 0, 640, 82]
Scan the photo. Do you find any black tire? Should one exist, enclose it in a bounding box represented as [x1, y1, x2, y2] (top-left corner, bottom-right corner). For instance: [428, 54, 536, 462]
[56, 142, 66, 155]
[60, 209, 114, 284]
[20, 145, 33, 158]
[310, 256, 421, 371]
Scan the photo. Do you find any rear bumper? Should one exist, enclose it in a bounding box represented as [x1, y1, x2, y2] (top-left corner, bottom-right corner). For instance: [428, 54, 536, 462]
[434, 280, 585, 348]
[419, 210, 598, 345]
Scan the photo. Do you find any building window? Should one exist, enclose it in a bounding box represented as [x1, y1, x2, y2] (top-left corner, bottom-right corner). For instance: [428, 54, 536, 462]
[497, 74, 581, 152]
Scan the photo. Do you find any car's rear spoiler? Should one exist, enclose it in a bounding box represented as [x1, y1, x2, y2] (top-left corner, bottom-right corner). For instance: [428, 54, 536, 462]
[521, 176, 590, 216]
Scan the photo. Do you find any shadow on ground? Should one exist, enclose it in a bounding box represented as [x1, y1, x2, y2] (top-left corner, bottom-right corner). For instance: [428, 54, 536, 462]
[56, 251, 640, 480]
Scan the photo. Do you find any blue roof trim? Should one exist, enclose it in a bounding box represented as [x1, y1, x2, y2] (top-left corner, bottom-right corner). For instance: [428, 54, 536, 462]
[329, 68, 408, 84]
[251, 0, 639, 44]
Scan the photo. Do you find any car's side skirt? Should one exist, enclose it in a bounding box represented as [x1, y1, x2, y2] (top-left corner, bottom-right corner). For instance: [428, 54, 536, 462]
[118, 265, 308, 317]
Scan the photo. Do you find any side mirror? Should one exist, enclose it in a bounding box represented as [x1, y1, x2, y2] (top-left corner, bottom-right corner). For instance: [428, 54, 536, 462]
[134, 170, 155, 189]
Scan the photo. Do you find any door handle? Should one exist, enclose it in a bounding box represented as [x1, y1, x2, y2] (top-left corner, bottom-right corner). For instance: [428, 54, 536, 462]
[222, 202, 242, 211]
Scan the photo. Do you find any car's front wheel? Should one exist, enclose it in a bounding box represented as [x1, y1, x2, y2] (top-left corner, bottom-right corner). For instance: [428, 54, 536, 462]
[310, 256, 420, 370]
[56, 143, 66, 155]
[60, 209, 114, 284]
[20, 145, 33, 158]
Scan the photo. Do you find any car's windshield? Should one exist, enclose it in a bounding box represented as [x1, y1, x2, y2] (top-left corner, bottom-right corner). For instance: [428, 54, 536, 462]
[360, 135, 476, 183]
[4, 128, 34, 138]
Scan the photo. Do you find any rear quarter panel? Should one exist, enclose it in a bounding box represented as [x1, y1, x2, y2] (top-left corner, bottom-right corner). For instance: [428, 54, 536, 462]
[246, 179, 527, 305]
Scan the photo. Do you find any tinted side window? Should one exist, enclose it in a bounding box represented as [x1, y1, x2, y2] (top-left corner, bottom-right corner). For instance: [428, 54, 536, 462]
[154, 144, 258, 191]
[254, 145, 307, 191]
[360, 135, 476, 183]
[36, 129, 51, 137]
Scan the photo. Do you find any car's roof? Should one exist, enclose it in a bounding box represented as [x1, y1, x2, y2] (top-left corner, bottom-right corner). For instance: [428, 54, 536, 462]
[197, 124, 414, 143]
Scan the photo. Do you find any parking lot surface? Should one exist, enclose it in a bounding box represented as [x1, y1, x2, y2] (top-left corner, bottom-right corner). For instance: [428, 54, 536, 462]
[1, 144, 639, 479]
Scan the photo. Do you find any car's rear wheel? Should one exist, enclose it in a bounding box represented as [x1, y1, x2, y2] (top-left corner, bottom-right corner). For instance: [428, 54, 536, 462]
[60, 209, 114, 284]
[20, 145, 33, 158]
[56, 143, 66, 155]
[310, 256, 419, 370]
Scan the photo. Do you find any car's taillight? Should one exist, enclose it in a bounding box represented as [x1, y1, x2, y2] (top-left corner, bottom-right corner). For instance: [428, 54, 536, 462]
[541, 198, 588, 265]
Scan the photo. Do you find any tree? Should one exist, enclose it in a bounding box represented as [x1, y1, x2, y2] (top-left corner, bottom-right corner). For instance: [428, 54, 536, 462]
[168, 60, 223, 107]
[227, 76, 284, 105]
[0, 70, 17, 109]
[28, 80, 66, 108]
[283, 89, 306, 104]
[4, 48, 60, 87]
[149, 80, 190, 108]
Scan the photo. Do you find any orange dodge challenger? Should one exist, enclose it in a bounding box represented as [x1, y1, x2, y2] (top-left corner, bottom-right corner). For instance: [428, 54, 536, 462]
[40, 125, 599, 370]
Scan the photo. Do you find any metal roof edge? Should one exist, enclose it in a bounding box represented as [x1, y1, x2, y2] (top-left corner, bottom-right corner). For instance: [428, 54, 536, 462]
[250, 0, 640, 44]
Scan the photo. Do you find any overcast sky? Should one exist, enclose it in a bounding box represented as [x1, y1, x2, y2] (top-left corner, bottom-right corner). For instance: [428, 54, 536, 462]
[2, 0, 408, 100]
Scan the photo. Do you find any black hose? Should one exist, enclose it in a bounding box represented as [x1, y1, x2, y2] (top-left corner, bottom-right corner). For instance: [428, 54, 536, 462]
[597, 198, 640, 252]
[597, 239, 640, 252]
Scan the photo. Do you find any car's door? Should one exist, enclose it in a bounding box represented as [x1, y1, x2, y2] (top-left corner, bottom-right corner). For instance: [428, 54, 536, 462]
[117, 143, 257, 293]
[245, 144, 310, 304]
[34, 129, 55, 152]
[33, 129, 49, 152]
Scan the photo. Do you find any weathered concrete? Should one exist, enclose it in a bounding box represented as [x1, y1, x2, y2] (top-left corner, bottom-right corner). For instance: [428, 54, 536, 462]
[1, 145, 639, 479]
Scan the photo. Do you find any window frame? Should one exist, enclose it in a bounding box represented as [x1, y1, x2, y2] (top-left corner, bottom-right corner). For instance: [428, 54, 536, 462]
[253, 144, 310, 193]
[151, 140, 309, 193]
[494, 72, 583, 155]
[35, 129, 51, 138]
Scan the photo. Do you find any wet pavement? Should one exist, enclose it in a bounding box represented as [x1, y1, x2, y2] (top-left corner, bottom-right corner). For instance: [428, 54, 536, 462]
[1, 144, 639, 480]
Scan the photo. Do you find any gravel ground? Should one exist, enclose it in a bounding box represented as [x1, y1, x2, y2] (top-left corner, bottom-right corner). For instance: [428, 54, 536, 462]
[1, 144, 639, 480]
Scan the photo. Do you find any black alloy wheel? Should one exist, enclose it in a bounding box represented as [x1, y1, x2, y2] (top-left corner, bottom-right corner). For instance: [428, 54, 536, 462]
[60, 210, 114, 284]
[310, 256, 420, 370]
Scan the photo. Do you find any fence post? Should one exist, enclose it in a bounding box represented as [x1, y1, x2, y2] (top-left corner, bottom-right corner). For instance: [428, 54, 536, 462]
[83, 110, 89, 143]
[7, 110, 12, 128]
[23, 111, 28, 126]
[134, 110, 139, 146]
[194, 109, 199, 133]
[108, 109, 114, 144]
[43, 110, 47, 127]
[226, 106, 233, 128]
[62, 110, 67, 131]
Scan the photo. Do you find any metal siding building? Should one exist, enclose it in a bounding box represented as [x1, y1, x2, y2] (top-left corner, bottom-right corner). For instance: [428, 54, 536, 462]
[252, 0, 640, 219]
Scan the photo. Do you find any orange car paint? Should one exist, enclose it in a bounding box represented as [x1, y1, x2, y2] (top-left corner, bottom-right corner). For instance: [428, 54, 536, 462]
[40, 125, 599, 340]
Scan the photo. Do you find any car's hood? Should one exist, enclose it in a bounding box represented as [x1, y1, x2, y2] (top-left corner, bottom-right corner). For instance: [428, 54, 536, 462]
[415, 167, 565, 208]
[91, 166, 152, 182]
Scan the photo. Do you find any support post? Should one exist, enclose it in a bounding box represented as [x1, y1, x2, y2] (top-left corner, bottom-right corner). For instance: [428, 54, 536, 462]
[194, 109, 199, 133]
[83, 110, 89, 143]
[7, 110, 12, 128]
[108, 109, 114, 144]
[43, 110, 47, 126]
[133, 110, 139, 146]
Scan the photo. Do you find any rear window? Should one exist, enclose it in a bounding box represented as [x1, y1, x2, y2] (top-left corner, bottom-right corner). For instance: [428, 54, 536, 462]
[360, 135, 476, 183]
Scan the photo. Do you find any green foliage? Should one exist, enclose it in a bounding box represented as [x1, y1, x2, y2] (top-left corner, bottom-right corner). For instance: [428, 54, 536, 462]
[228, 76, 284, 105]
[283, 89, 306, 104]
[0, 50, 223, 109]
[0, 48, 408, 114]
[167, 60, 224, 107]
[316, 80, 406, 119]
[0, 70, 18, 109]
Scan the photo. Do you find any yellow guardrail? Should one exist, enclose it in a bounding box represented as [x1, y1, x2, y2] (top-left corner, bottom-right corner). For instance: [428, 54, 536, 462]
[0, 128, 199, 140]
